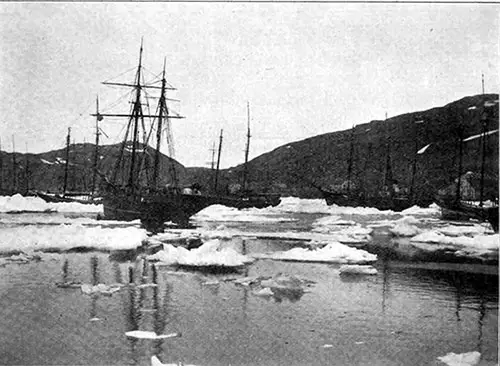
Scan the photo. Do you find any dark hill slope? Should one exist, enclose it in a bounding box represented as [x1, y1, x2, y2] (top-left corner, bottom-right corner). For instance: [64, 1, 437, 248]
[1, 94, 498, 200]
[0, 143, 187, 194]
[218, 94, 499, 199]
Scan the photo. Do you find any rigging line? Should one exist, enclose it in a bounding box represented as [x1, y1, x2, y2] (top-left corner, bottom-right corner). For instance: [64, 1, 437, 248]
[102, 66, 138, 84]
[101, 89, 134, 113]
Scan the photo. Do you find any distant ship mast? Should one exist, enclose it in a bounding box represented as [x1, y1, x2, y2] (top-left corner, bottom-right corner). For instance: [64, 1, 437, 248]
[242, 102, 251, 192]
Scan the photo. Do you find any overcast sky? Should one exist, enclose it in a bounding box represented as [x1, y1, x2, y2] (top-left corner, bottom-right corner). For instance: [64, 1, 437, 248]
[0, 3, 498, 168]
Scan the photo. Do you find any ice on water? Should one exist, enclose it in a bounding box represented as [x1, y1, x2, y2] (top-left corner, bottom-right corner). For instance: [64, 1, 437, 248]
[0, 194, 102, 213]
[0, 224, 148, 253]
[437, 351, 481, 366]
[253, 241, 377, 264]
[147, 239, 254, 268]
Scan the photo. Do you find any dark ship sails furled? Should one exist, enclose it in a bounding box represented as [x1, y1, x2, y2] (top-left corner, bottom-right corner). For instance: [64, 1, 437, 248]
[435, 99, 499, 232]
[93, 42, 279, 227]
[317, 115, 433, 212]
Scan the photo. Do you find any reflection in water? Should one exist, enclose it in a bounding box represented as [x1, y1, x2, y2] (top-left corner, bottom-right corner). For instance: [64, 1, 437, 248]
[477, 294, 486, 354]
[62, 259, 69, 283]
[381, 259, 390, 314]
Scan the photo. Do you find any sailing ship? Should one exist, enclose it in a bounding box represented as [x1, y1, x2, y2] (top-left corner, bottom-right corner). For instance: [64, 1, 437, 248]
[217, 102, 281, 209]
[436, 100, 499, 232]
[93, 42, 279, 227]
[37, 125, 101, 205]
[317, 115, 432, 211]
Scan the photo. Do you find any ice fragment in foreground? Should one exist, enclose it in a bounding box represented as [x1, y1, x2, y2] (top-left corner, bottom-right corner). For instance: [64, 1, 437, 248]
[126, 330, 180, 339]
[437, 351, 480, 366]
[151, 355, 197, 366]
[339, 265, 378, 275]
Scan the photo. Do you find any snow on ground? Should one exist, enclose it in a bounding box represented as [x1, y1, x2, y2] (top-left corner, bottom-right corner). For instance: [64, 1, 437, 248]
[437, 351, 481, 366]
[0, 194, 103, 213]
[0, 224, 148, 254]
[147, 239, 254, 268]
[252, 241, 377, 264]
[192, 204, 296, 223]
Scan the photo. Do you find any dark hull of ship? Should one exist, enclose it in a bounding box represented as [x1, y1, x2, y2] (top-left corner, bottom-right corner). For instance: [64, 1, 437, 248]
[319, 189, 427, 212]
[102, 188, 282, 226]
[102, 189, 218, 226]
[437, 197, 499, 232]
[218, 194, 281, 210]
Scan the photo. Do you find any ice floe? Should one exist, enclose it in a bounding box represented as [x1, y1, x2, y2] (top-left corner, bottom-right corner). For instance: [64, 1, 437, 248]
[401, 203, 441, 217]
[0, 224, 148, 253]
[81, 283, 123, 295]
[389, 216, 421, 237]
[147, 239, 254, 268]
[125, 330, 180, 339]
[233, 273, 315, 302]
[192, 204, 295, 222]
[0, 194, 102, 213]
[339, 264, 378, 275]
[252, 241, 377, 264]
[151, 356, 196, 366]
[312, 217, 373, 243]
[437, 351, 481, 366]
[410, 230, 499, 259]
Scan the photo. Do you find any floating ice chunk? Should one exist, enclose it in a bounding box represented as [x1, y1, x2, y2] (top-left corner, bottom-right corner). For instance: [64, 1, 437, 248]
[0, 194, 102, 213]
[202, 280, 220, 286]
[339, 265, 378, 275]
[81, 283, 122, 296]
[389, 217, 421, 237]
[437, 351, 481, 366]
[126, 330, 180, 339]
[412, 231, 499, 250]
[253, 287, 274, 296]
[401, 203, 441, 217]
[148, 239, 254, 268]
[151, 355, 197, 366]
[193, 204, 294, 223]
[253, 242, 377, 264]
[437, 225, 488, 237]
[234, 276, 269, 286]
[272, 197, 331, 214]
[0, 225, 148, 253]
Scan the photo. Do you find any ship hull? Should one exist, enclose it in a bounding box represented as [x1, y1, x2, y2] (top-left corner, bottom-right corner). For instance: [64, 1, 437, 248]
[437, 197, 499, 232]
[319, 188, 424, 212]
[102, 189, 217, 226]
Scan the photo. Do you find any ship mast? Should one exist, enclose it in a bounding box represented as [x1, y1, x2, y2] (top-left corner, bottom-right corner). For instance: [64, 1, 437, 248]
[152, 58, 167, 189]
[455, 120, 464, 203]
[12, 135, 17, 192]
[214, 129, 223, 193]
[346, 125, 355, 195]
[383, 113, 394, 195]
[91, 96, 101, 197]
[63, 127, 71, 196]
[242, 101, 251, 192]
[479, 110, 488, 207]
[92, 41, 184, 191]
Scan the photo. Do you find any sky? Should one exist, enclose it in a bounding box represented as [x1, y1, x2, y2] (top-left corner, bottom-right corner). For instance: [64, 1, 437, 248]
[0, 3, 498, 168]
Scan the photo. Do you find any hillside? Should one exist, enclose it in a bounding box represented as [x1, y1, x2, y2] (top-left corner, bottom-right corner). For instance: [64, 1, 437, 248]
[0, 94, 498, 201]
[217, 93, 499, 199]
